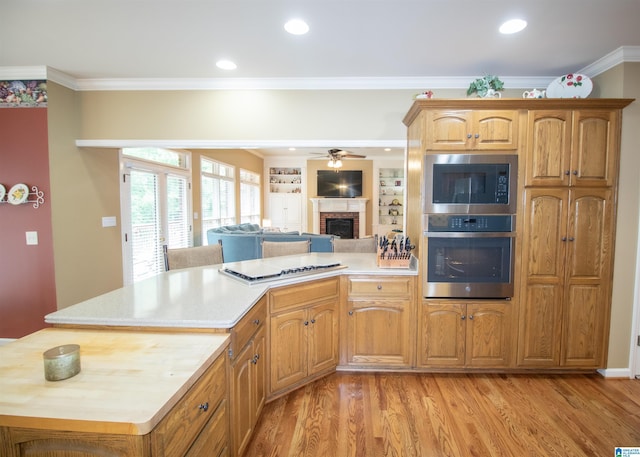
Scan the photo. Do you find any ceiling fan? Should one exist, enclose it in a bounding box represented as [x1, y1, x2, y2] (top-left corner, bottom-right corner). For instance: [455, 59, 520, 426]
[312, 148, 367, 168]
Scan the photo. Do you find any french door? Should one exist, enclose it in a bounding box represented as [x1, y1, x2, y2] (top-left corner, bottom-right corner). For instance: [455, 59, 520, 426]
[121, 163, 192, 284]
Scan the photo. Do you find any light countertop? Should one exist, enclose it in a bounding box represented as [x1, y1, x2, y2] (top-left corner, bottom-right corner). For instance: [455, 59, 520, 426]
[0, 328, 229, 434]
[45, 253, 417, 330]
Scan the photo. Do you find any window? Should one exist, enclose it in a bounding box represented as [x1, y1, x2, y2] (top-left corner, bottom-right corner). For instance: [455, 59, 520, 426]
[120, 148, 192, 284]
[201, 157, 235, 243]
[240, 169, 261, 224]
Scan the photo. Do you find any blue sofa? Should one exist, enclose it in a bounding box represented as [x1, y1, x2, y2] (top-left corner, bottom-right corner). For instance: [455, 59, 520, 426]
[207, 223, 336, 262]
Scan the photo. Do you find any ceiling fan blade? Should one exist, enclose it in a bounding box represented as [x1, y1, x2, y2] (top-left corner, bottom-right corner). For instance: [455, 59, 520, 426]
[342, 153, 366, 159]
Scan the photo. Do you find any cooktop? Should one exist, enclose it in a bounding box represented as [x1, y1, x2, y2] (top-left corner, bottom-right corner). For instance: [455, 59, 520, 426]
[220, 256, 346, 285]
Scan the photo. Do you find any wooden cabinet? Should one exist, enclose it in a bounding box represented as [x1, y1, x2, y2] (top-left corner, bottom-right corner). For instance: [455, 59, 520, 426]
[1, 348, 229, 457]
[418, 300, 513, 368]
[525, 109, 619, 187]
[268, 193, 303, 232]
[342, 275, 415, 368]
[517, 187, 614, 368]
[229, 296, 267, 457]
[425, 110, 519, 150]
[268, 277, 339, 397]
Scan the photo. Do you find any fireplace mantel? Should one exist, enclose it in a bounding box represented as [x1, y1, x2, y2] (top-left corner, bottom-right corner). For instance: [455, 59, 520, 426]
[310, 197, 368, 238]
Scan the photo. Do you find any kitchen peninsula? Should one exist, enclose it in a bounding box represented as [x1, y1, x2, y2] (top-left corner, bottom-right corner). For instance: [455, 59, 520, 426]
[2, 252, 417, 457]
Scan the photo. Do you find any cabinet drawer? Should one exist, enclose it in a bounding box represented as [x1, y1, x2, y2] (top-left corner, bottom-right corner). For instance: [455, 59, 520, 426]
[231, 296, 267, 359]
[185, 401, 228, 457]
[347, 276, 413, 298]
[269, 277, 339, 313]
[152, 353, 227, 457]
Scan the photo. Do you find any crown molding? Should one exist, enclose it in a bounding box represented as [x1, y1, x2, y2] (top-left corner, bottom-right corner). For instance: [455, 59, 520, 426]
[3, 47, 639, 91]
[579, 46, 640, 77]
[75, 139, 407, 149]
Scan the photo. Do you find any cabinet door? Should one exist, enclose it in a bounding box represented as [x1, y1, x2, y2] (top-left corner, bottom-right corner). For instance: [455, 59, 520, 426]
[473, 110, 519, 150]
[230, 342, 255, 457]
[525, 110, 572, 187]
[517, 188, 567, 366]
[268, 194, 302, 232]
[269, 309, 307, 393]
[419, 302, 465, 367]
[425, 110, 472, 149]
[562, 188, 613, 367]
[346, 299, 412, 367]
[570, 110, 618, 187]
[307, 301, 339, 376]
[465, 303, 512, 367]
[425, 110, 518, 150]
[252, 326, 266, 421]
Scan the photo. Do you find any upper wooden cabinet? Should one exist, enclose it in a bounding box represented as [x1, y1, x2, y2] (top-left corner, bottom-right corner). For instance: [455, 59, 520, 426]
[525, 109, 619, 187]
[425, 110, 519, 151]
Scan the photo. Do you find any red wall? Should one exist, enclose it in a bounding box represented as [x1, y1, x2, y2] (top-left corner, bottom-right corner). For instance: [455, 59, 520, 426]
[0, 108, 56, 338]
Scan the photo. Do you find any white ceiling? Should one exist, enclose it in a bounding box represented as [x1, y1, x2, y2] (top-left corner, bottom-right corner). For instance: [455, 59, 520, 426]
[3, 0, 640, 159]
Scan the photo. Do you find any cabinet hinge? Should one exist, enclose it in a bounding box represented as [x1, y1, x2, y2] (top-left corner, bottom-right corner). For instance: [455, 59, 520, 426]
[637, 335, 640, 347]
[228, 347, 233, 358]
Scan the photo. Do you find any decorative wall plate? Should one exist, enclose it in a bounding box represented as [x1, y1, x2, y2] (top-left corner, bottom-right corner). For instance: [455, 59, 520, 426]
[0, 184, 5, 201]
[546, 73, 593, 98]
[8, 183, 29, 205]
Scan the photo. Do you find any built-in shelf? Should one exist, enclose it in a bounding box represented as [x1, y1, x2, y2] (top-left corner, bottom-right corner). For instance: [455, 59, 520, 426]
[269, 167, 302, 193]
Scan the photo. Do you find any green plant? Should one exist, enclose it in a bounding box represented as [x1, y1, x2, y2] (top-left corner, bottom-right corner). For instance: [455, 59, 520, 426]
[467, 75, 504, 97]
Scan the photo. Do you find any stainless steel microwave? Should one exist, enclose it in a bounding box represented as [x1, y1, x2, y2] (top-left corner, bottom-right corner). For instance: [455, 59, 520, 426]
[423, 154, 518, 214]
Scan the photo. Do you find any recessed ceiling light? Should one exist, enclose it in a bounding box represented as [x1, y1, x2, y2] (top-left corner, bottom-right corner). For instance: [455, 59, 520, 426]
[289, 147, 296, 151]
[499, 18, 527, 34]
[284, 18, 309, 35]
[384, 148, 391, 152]
[216, 59, 237, 70]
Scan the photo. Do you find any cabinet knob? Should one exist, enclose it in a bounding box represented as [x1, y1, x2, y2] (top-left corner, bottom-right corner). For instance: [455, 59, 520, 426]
[348, 310, 354, 316]
[198, 402, 209, 412]
[251, 354, 259, 364]
[569, 237, 575, 242]
[562, 236, 567, 242]
[572, 170, 578, 175]
[474, 133, 480, 139]
[377, 284, 382, 290]
[253, 319, 260, 325]
[469, 314, 474, 320]
[310, 319, 316, 324]
[565, 170, 571, 176]
[467, 134, 472, 139]
[304, 320, 309, 326]
[461, 315, 466, 320]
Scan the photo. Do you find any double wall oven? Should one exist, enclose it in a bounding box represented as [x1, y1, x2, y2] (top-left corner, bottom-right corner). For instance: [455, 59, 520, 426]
[423, 154, 517, 299]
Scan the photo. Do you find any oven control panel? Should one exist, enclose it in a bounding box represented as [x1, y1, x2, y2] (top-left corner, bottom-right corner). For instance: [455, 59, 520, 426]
[427, 214, 514, 232]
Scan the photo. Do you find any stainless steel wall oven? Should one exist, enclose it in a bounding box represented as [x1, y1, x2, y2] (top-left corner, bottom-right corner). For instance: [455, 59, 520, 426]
[423, 214, 515, 298]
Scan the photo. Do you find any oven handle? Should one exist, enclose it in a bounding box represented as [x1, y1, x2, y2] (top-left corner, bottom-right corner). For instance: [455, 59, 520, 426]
[424, 231, 516, 238]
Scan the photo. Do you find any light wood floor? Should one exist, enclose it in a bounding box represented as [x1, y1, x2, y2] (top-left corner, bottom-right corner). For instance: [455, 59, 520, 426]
[244, 372, 640, 457]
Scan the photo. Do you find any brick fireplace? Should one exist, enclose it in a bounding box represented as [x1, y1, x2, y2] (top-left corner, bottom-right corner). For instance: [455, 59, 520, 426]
[321, 213, 359, 239]
[310, 198, 368, 239]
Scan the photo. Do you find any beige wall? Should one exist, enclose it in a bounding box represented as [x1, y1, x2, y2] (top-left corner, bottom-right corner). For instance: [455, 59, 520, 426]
[48, 83, 123, 309]
[594, 63, 640, 369]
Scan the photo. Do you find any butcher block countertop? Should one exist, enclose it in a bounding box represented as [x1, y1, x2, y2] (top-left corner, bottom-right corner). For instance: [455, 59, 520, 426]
[45, 252, 417, 330]
[0, 328, 229, 435]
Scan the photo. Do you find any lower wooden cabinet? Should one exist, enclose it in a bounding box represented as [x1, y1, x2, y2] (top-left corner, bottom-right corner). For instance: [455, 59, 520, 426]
[268, 277, 339, 398]
[418, 300, 513, 368]
[229, 297, 267, 457]
[0, 349, 229, 457]
[342, 275, 415, 368]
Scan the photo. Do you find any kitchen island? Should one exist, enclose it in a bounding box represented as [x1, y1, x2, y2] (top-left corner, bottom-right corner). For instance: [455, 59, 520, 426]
[14, 253, 416, 457]
[45, 252, 417, 330]
[0, 328, 230, 456]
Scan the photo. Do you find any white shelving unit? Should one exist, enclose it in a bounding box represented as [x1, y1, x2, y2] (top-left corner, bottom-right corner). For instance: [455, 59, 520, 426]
[265, 165, 306, 233]
[375, 165, 405, 239]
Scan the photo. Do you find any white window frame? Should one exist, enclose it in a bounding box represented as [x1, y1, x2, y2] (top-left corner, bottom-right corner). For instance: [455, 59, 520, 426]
[201, 157, 235, 245]
[240, 168, 261, 225]
[120, 148, 192, 284]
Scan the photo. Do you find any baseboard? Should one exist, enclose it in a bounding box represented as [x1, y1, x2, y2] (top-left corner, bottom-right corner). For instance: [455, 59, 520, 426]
[597, 367, 632, 378]
[0, 338, 16, 347]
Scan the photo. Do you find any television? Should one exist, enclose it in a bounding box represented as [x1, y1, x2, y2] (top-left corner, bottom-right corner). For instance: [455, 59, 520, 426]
[317, 170, 363, 198]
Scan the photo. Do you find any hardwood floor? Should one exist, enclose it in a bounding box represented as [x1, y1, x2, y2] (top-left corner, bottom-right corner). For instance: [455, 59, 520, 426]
[244, 372, 640, 457]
